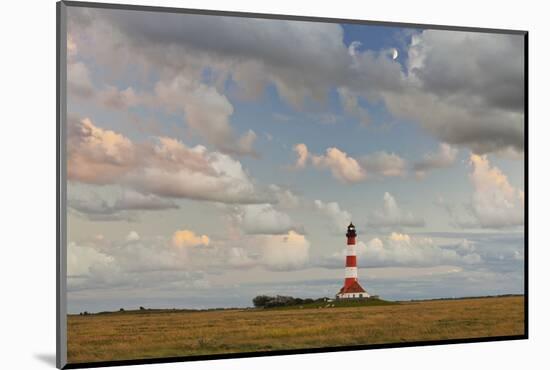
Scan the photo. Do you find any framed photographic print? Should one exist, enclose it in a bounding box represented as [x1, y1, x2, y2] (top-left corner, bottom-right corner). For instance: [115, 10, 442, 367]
[57, 1, 527, 368]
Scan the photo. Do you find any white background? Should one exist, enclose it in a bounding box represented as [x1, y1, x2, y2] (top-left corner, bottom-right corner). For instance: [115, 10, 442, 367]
[1, 0, 547, 369]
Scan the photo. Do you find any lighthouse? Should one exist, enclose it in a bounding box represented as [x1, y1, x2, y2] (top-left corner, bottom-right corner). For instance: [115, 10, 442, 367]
[336, 223, 370, 299]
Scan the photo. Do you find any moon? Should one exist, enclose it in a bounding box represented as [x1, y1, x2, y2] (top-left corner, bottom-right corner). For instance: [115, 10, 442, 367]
[392, 48, 399, 60]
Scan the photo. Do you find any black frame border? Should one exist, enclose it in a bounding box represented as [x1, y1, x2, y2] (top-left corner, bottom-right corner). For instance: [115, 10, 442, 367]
[56, 1, 529, 369]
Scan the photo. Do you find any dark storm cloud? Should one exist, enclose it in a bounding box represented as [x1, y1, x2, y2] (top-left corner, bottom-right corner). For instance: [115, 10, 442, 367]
[413, 31, 524, 112]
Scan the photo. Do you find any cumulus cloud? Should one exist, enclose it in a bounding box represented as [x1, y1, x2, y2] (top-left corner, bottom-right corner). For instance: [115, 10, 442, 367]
[414, 143, 458, 177]
[68, 229, 311, 291]
[172, 229, 210, 248]
[435, 155, 524, 229]
[191, 230, 311, 271]
[67, 61, 95, 99]
[337, 87, 370, 126]
[293, 144, 407, 181]
[367, 192, 425, 228]
[78, 76, 258, 156]
[259, 231, 310, 271]
[292, 143, 366, 183]
[68, 10, 524, 156]
[388, 232, 411, 242]
[67, 115, 137, 184]
[314, 199, 352, 231]
[383, 31, 524, 155]
[468, 154, 524, 228]
[126, 231, 140, 242]
[153, 75, 257, 156]
[103, 10, 349, 108]
[344, 233, 480, 268]
[67, 241, 114, 278]
[67, 235, 193, 291]
[269, 185, 301, 209]
[293, 143, 309, 169]
[230, 203, 296, 235]
[434, 196, 479, 229]
[359, 151, 407, 177]
[130, 139, 265, 203]
[68, 116, 271, 204]
[311, 147, 366, 183]
[67, 18, 257, 156]
[322, 231, 482, 269]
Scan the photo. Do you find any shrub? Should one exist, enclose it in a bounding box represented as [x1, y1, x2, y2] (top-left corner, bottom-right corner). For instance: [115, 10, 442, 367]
[253, 295, 272, 308]
[253, 295, 308, 308]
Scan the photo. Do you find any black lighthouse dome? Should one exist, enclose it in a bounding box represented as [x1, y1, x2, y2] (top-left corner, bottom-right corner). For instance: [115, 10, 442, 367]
[346, 222, 356, 238]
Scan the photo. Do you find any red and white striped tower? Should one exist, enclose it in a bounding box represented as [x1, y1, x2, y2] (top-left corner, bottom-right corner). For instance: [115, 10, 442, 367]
[336, 223, 369, 299]
[344, 223, 358, 288]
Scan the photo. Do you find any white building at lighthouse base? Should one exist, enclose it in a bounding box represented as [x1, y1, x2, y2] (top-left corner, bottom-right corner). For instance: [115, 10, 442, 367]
[336, 280, 370, 300]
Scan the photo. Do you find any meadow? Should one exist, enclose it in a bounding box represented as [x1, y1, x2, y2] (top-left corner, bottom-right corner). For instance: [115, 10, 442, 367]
[67, 295, 525, 364]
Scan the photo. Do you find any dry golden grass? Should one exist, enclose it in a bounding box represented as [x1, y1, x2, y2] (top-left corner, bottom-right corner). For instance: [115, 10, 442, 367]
[67, 296, 524, 364]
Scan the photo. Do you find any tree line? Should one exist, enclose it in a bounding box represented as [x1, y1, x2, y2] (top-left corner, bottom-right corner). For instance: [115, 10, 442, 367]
[252, 295, 329, 308]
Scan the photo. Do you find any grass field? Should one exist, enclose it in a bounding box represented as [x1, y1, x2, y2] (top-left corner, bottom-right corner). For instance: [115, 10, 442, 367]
[67, 296, 525, 364]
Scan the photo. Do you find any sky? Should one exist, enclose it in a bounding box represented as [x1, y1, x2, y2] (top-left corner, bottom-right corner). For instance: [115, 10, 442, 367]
[65, 6, 525, 313]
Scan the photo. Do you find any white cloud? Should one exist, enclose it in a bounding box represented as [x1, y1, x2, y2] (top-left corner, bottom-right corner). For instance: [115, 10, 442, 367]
[314, 199, 352, 231]
[437, 155, 524, 229]
[347, 41, 362, 57]
[360, 151, 407, 177]
[131, 141, 263, 203]
[269, 185, 301, 209]
[67, 61, 94, 98]
[67, 235, 193, 291]
[367, 192, 425, 228]
[126, 231, 140, 242]
[67, 228, 311, 291]
[293, 143, 309, 169]
[434, 195, 478, 229]
[294, 144, 407, 181]
[67, 241, 114, 278]
[468, 154, 524, 228]
[388, 232, 411, 242]
[153, 75, 257, 156]
[259, 231, 310, 271]
[358, 233, 482, 267]
[231, 204, 295, 235]
[67, 116, 137, 184]
[293, 143, 365, 183]
[414, 143, 458, 177]
[324, 231, 482, 269]
[68, 116, 271, 204]
[67, 21, 257, 156]
[172, 229, 210, 248]
[337, 87, 370, 126]
[311, 147, 366, 183]
[69, 11, 524, 156]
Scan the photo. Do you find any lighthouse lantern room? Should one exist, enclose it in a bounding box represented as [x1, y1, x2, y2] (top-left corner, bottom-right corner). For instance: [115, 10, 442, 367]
[336, 223, 370, 299]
